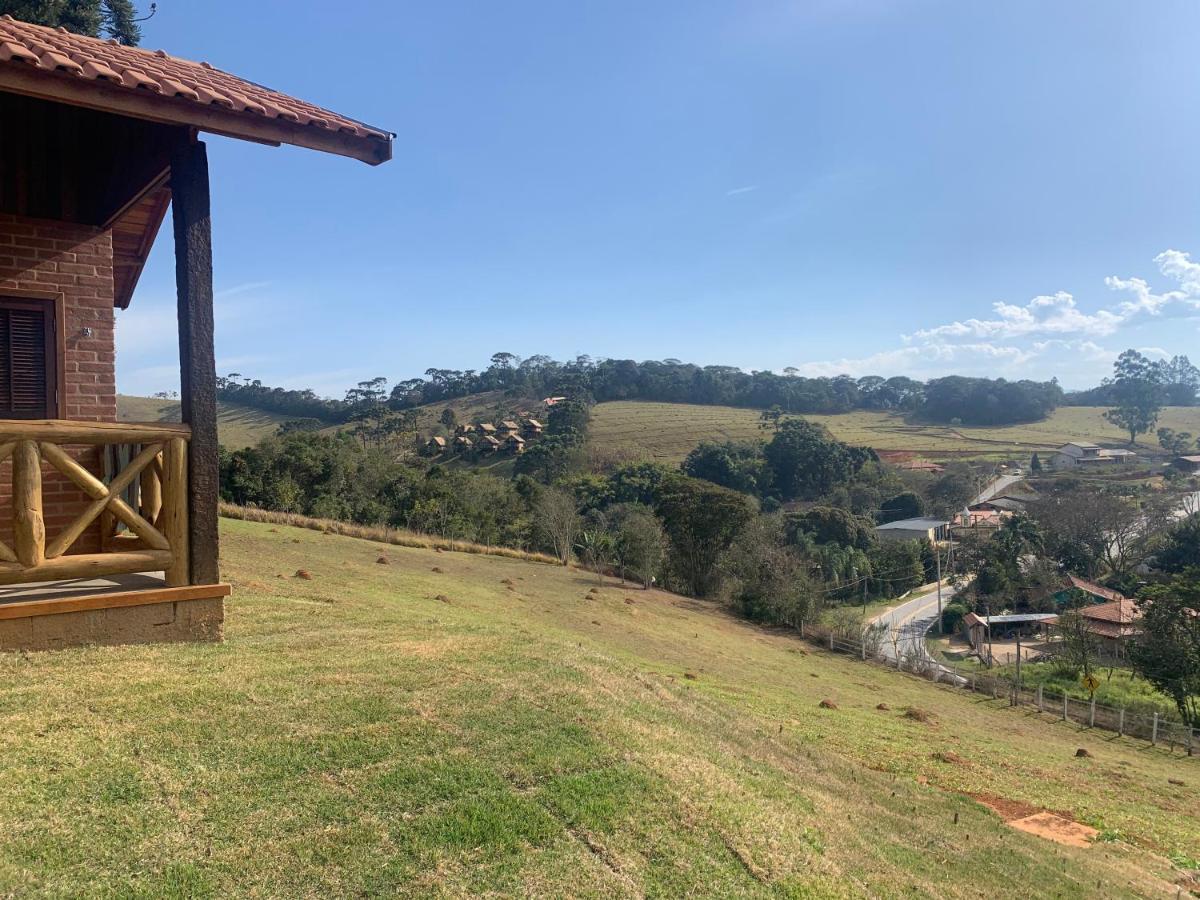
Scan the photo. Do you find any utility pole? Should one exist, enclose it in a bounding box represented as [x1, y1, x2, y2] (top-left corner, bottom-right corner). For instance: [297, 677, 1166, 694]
[935, 540, 943, 635]
[1015, 635, 1022, 688]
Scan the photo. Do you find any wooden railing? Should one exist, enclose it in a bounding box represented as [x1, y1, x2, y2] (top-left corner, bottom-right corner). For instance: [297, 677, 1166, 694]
[0, 421, 191, 587]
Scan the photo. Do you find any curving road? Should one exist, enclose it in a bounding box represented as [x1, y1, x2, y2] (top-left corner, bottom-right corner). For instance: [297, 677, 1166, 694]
[870, 580, 961, 670]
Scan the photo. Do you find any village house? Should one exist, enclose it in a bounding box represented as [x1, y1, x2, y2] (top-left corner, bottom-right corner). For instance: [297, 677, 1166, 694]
[505, 434, 526, 454]
[1047, 597, 1142, 657]
[523, 418, 543, 437]
[497, 420, 521, 437]
[453, 435, 473, 451]
[479, 434, 501, 453]
[897, 459, 944, 474]
[455, 423, 476, 436]
[478, 423, 497, 436]
[1051, 442, 1136, 469]
[0, 17, 390, 650]
[962, 611, 1057, 661]
[874, 517, 950, 543]
[1055, 574, 1126, 606]
[1175, 454, 1200, 474]
[425, 436, 447, 454]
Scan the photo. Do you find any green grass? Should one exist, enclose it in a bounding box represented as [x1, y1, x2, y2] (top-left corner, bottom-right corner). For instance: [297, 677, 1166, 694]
[0, 520, 1195, 896]
[117, 395, 298, 449]
[589, 401, 1200, 464]
[983, 662, 1181, 719]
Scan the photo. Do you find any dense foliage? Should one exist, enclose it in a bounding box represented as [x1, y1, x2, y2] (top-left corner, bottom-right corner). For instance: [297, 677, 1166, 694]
[217, 353, 1068, 428]
[2, 0, 142, 44]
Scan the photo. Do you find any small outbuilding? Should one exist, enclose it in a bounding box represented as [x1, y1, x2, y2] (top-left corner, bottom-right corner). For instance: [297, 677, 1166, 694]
[875, 517, 950, 543]
[1175, 455, 1200, 474]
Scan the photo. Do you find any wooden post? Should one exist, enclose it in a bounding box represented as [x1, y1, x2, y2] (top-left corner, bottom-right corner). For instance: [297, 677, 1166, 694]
[1063, 693, 1068, 722]
[1089, 697, 1096, 728]
[13, 440, 44, 568]
[1118, 707, 1124, 737]
[162, 437, 189, 587]
[1151, 712, 1158, 746]
[1037, 684, 1043, 712]
[140, 454, 162, 526]
[171, 136, 220, 585]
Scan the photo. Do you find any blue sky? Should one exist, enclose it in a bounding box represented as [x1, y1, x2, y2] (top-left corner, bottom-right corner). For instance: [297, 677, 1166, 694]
[117, 1, 1200, 397]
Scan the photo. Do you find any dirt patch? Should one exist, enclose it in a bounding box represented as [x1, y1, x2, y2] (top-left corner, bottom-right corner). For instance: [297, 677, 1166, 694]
[819, 699, 839, 710]
[932, 750, 967, 765]
[294, 569, 312, 580]
[875, 703, 890, 711]
[376, 556, 389, 565]
[970, 793, 1040, 821]
[903, 707, 935, 724]
[431, 567, 443, 573]
[1008, 813, 1098, 849]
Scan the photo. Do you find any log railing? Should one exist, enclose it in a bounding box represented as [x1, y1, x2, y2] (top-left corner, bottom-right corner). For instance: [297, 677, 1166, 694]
[0, 421, 191, 587]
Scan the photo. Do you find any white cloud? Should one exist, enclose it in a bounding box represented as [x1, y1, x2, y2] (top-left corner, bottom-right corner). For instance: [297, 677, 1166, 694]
[798, 249, 1200, 383]
[725, 185, 758, 197]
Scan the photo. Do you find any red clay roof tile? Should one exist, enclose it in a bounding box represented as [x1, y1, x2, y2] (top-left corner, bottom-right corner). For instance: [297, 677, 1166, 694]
[0, 15, 391, 164]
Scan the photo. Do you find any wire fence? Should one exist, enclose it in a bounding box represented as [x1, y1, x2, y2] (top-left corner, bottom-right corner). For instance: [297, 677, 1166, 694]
[797, 621, 1198, 758]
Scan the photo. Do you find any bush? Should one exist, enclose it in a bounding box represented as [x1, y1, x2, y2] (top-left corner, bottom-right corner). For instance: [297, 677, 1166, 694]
[940, 601, 967, 634]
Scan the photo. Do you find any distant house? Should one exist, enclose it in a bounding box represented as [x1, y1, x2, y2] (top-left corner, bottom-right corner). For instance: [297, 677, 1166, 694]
[1052, 443, 1136, 469]
[957, 506, 1008, 529]
[505, 434, 526, 454]
[456, 423, 476, 436]
[479, 434, 501, 452]
[1056, 574, 1126, 606]
[1175, 455, 1200, 474]
[1047, 597, 1142, 654]
[426, 436, 447, 453]
[478, 423, 497, 435]
[498, 420, 521, 436]
[523, 418, 544, 436]
[453, 435, 473, 451]
[542, 396, 567, 407]
[875, 517, 950, 543]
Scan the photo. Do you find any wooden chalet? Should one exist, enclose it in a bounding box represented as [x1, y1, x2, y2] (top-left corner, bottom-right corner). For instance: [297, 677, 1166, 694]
[453, 435, 473, 451]
[0, 17, 391, 650]
[522, 418, 543, 436]
[479, 434, 501, 452]
[477, 422, 497, 435]
[425, 436, 447, 453]
[505, 433, 526, 454]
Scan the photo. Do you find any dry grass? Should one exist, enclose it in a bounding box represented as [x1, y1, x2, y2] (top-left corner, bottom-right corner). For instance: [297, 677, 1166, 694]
[117, 395, 298, 450]
[219, 503, 560, 565]
[0, 519, 1195, 896]
[589, 401, 1200, 463]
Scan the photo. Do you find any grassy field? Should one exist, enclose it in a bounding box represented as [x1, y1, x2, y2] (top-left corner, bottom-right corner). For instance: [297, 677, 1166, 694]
[589, 401, 1200, 464]
[117, 395, 296, 450]
[0, 520, 1195, 896]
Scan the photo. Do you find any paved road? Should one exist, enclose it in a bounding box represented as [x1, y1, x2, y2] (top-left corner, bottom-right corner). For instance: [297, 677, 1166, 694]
[870, 580, 959, 664]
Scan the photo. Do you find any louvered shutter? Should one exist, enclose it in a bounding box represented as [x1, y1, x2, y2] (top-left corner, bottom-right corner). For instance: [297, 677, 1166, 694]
[0, 299, 57, 419]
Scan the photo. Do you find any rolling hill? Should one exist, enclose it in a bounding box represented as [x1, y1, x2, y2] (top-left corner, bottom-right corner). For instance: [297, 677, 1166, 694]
[589, 401, 1200, 464]
[117, 395, 297, 449]
[0, 518, 1194, 895]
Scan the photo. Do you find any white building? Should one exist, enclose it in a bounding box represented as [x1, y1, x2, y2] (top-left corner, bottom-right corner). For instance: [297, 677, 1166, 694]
[1051, 442, 1136, 469]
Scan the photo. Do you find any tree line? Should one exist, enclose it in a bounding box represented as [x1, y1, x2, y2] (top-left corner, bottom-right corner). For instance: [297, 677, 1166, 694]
[217, 353, 1076, 429]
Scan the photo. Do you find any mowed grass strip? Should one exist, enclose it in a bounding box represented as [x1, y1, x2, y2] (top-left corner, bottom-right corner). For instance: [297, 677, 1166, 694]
[589, 401, 1200, 463]
[117, 395, 300, 450]
[0, 518, 1194, 896]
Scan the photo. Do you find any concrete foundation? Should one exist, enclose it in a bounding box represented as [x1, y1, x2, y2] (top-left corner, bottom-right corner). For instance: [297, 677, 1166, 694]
[0, 595, 225, 652]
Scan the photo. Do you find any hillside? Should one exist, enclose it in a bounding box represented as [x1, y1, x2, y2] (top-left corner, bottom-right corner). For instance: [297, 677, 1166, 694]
[117, 395, 298, 449]
[0, 519, 1194, 896]
[590, 401, 1200, 464]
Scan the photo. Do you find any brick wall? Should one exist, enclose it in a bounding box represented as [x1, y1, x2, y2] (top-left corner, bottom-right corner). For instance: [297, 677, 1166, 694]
[0, 213, 117, 556]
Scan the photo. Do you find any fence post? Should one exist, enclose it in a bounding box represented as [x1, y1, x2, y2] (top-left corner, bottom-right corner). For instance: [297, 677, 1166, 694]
[1151, 712, 1158, 746]
[1063, 693, 1068, 722]
[828, 632, 834, 651]
[1037, 684, 1043, 712]
[861, 639, 866, 661]
[799, 621, 804, 639]
[1089, 697, 1096, 728]
[1118, 708, 1124, 737]
[1188, 726, 1194, 757]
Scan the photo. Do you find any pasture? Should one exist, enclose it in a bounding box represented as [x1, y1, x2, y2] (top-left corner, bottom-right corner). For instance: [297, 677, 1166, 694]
[0, 519, 1194, 896]
[589, 401, 1200, 464]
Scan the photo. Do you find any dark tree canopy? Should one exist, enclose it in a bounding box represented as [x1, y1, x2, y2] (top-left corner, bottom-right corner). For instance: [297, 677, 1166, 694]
[1, 0, 143, 44]
[763, 419, 874, 502]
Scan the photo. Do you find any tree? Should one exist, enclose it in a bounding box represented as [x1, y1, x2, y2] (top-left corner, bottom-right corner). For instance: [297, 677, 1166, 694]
[1156, 514, 1200, 574]
[1056, 596, 1101, 684]
[535, 489, 580, 566]
[610, 504, 667, 588]
[925, 462, 977, 517]
[439, 407, 457, 430]
[720, 516, 820, 628]
[656, 476, 755, 597]
[2, 0, 144, 44]
[1104, 349, 1165, 445]
[682, 441, 767, 495]
[575, 530, 613, 584]
[1030, 452, 1042, 474]
[878, 491, 925, 524]
[1130, 570, 1200, 726]
[762, 419, 873, 501]
[514, 436, 581, 485]
[1157, 427, 1195, 455]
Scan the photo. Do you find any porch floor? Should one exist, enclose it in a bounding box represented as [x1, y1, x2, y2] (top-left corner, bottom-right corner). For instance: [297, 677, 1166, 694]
[0, 571, 166, 606]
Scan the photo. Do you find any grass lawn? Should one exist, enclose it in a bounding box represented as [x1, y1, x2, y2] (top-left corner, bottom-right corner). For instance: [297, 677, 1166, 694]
[117, 395, 298, 450]
[589, 401, 1200, 464]
[0, 520, 1196, 896]
[983, 662, 1183, 720]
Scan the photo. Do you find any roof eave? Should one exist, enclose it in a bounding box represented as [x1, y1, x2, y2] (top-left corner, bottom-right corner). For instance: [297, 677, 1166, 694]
[0, 64, 392, 166]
